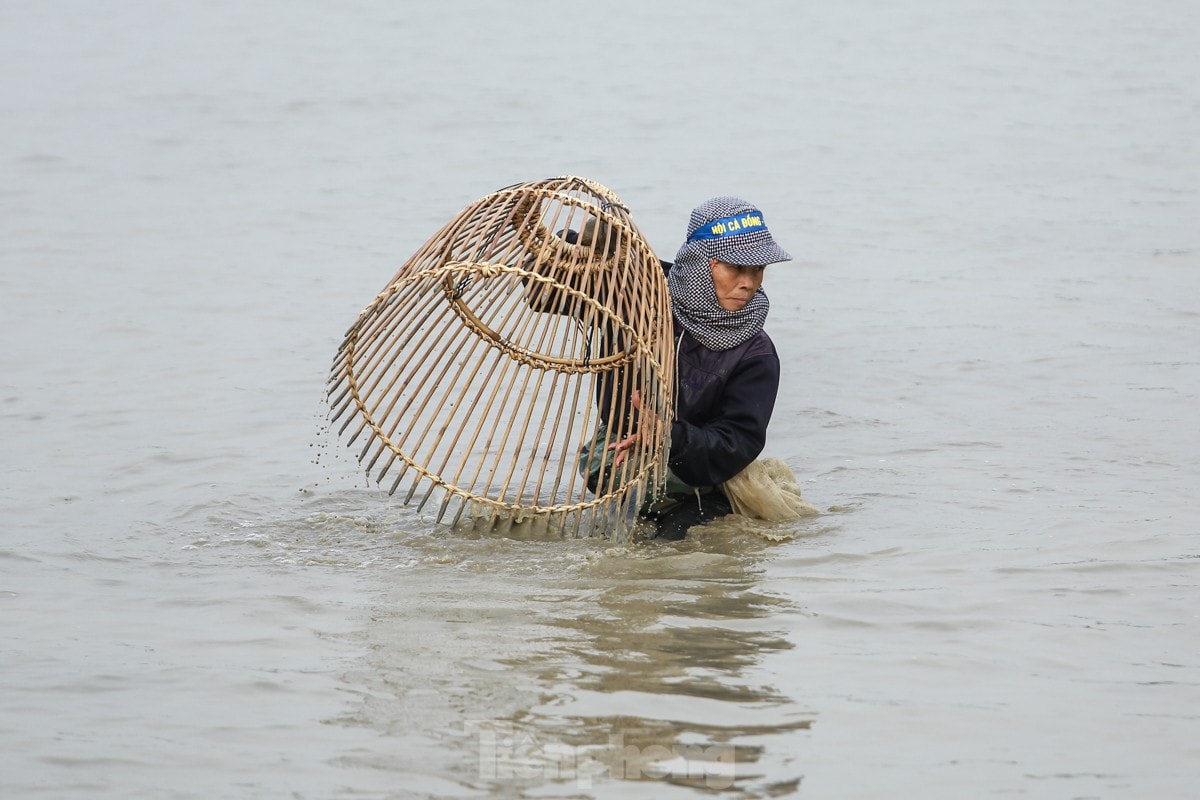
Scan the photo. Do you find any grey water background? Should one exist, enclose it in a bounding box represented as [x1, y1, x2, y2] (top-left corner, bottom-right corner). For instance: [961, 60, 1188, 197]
[2, 0, 1198, 797]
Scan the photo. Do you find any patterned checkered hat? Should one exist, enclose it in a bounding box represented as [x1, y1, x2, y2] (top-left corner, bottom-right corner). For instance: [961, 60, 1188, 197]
[684, 196, 792, 266]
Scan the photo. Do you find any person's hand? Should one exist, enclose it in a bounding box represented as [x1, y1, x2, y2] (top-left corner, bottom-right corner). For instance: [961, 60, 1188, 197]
[608, 432, 639, 469]
[608, 390, 648, 468]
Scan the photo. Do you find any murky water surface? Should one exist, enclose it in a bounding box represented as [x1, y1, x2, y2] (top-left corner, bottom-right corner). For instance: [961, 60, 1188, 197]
[2, 1, 1198, 798]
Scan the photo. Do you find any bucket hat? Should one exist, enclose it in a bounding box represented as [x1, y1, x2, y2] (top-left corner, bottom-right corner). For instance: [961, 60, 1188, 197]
[685, 196, 792, 266]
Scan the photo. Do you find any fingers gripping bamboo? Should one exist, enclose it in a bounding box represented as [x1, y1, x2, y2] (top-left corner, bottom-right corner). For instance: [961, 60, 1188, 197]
[327, 177, 675, 535]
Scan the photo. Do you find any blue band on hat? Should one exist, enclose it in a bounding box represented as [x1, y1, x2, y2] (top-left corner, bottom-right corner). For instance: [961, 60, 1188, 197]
[687, 211, 768, 242]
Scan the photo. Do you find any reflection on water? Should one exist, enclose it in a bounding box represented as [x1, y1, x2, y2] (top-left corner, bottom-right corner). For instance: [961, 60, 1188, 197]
[513, 547, 814, 795]
[284, 491, 819, 796]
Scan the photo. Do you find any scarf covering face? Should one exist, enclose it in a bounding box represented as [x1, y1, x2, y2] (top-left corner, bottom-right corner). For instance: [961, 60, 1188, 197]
[668, 196, 792, 351]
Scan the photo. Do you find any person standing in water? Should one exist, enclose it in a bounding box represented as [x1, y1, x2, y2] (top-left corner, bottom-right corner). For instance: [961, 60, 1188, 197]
[609, 196, 794, 538]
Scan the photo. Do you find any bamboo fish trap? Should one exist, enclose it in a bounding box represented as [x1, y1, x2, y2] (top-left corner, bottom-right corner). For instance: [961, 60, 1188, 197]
[327, 176, 674, 537]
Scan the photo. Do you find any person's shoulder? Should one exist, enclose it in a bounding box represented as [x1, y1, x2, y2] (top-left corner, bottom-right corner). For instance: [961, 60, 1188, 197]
[742, 329, 778, 361]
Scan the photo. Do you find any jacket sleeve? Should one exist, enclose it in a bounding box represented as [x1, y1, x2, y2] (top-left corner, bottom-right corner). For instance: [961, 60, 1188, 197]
[667, 352, 780, 488]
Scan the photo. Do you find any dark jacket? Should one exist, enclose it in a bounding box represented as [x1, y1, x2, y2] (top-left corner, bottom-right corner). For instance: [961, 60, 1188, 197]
[668, 323, 780, 488]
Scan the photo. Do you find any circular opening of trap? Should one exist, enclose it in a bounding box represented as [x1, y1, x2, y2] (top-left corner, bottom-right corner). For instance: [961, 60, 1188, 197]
[433, 261, 641, 373]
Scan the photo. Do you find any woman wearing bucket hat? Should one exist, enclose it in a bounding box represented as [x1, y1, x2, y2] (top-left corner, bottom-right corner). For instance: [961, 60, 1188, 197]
[608, 195, 794, 538]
